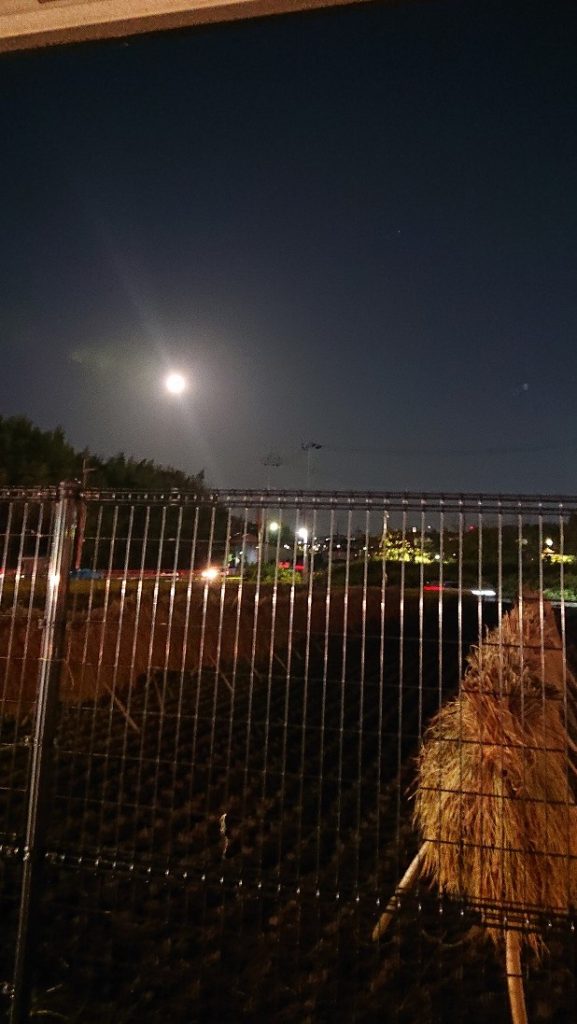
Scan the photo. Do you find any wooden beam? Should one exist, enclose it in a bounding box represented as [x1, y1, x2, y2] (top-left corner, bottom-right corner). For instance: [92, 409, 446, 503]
[0, 0, 377, 54]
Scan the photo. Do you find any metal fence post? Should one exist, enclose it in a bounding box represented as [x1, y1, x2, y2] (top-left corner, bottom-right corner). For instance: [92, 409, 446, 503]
[10, 481, 80, 1024]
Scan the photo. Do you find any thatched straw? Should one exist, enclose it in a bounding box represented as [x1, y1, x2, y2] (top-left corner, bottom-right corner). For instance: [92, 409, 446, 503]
[374, 599, 577, 1024]
[415, 599, 577, 954]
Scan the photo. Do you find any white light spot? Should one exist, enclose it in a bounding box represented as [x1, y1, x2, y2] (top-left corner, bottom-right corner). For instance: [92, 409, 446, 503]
[165, 372, 187, 395]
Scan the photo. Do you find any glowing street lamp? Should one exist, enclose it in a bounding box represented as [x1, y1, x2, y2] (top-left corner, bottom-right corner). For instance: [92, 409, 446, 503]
[297, 526, 310, 580]
[263, 520, 280, 563]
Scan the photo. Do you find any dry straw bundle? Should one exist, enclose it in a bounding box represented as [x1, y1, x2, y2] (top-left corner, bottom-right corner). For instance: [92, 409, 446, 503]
[373, 599, 577, 1024]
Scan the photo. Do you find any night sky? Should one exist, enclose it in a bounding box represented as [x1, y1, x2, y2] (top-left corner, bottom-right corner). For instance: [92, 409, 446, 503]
[1, 0, 577, 494]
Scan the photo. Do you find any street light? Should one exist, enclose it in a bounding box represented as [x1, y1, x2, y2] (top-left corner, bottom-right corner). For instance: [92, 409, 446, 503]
[297, 526, 309, 580]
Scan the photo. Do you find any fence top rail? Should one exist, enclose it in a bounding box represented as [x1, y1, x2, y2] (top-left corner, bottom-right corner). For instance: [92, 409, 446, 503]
[210, 489, 577, 514]
[1, 486, 577, 515]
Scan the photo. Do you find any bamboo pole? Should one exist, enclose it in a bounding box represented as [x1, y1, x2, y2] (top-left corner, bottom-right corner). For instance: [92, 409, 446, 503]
[372, 843, 428, 941]
[505, 929, 528, 1024]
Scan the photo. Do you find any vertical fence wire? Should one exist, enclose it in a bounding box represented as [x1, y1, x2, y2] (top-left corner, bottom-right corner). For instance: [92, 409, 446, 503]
[76, 504, 107, 860]
[353, 509, 369, 904]
[147, 504, 183, 867]
[0, 502, 13, 609]
[396, 506, 407, 888]
[1, 505, 29, 728]
[457, 504, 464, 684]
[256, 507, 280, 896]
[108, 504, 138, 856]
[206, 506, 233, 824]
[276, 509, 299, 889]
[335, 507, 352, 899]
[10, 482, 79, 1024]
[179, 504, 201, 858]
[191, 503, 216, 787]
[417, 508, 425, 744]
[129, 506, 155, 867]
[166, 504, 200, 867]
[315, 508, 334, 897]
[223, 507, 249, 829]
[239, 506, 263, 887]
[559, 508, 573, 919]
[373, 509, 386, 911]
[295, 507, 316, 890]
[95, 505, 122, 856]
[6, 503, 47, 831]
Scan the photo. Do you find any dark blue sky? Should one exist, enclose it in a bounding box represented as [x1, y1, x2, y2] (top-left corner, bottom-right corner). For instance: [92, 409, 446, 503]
[1, 0, 577, 493]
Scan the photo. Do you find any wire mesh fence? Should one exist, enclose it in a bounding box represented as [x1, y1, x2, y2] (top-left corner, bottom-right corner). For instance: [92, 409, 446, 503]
[1, 485, 577, 1022]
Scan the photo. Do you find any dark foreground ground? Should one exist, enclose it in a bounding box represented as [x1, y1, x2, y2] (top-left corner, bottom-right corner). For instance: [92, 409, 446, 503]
[0, 594, 576, 1022]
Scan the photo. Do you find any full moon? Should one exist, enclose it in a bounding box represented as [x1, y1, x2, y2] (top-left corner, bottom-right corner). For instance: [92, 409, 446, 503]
[165, 372, 187, 395]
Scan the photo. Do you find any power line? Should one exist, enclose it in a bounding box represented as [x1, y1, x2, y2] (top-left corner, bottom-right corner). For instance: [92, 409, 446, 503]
[312, 440, 577, 458]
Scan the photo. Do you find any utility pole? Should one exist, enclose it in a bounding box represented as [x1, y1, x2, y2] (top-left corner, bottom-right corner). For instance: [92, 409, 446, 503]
[73, 456, 97, 572]
[261, 451, 282, 490]
[301, 441, 323, 489]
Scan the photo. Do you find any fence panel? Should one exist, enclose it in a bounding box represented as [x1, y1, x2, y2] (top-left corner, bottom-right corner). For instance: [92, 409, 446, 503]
[1, 488, 577, 1021]
[0, 488, 58, 1018]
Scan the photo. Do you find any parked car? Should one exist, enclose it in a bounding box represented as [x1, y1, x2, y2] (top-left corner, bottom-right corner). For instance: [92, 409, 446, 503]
[423, 580, 497, 598]
[469, 582, 497, 598]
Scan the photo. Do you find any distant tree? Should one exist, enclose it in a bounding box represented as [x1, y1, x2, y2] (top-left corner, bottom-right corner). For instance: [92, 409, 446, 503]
[0, 417, 216, 571]
[0, 416, 205, 492]
[0, 416, 80, 485]
[91, 453, 205, 493]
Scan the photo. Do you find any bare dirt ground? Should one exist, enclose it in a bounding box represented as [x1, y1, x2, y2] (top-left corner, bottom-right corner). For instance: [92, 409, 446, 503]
[0, 592, 576, 1022]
